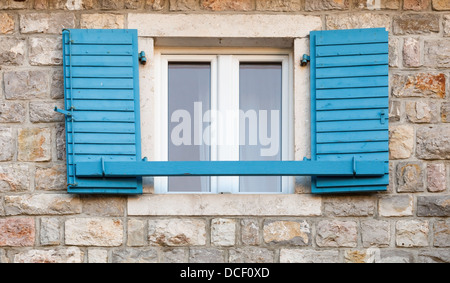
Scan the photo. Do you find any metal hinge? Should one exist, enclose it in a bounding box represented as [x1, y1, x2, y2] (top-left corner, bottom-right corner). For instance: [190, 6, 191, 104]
[138, 51, 147, 65]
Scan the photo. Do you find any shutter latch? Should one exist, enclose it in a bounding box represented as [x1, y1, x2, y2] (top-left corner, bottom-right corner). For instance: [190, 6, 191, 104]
[380, 110, 386, 124]
[301, 54, 310, 66]
[54, 106, 72, 117]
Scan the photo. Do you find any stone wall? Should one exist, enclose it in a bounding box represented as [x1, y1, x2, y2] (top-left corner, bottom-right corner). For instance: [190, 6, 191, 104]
[0, 0, 449, 263]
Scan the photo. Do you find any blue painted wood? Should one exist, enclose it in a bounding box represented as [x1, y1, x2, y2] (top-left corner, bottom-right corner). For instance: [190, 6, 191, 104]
[316, 65, 388, 79]
[310, 28, 389, 194]
[74, 160, 386, 177]
[316, 87, 388, 99]
[316, 43, 388, 57]
[62, 29, 142, 195]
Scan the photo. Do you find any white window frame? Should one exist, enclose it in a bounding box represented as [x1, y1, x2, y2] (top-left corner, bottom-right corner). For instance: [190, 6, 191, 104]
[154, 48, 294, 194]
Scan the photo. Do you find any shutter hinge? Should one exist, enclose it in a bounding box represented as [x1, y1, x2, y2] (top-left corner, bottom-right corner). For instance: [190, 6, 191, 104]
[138, 51, 147, 65]
[301, 54, 310, 66]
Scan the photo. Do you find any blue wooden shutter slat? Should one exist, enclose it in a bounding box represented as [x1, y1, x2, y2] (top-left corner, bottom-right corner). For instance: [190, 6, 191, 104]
[63, 29, 142, 194]
[311, 28, 389, 194]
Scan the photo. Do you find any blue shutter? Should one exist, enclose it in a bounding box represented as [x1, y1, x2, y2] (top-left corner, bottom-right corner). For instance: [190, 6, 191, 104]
[62, 29, 142, 194]
[310, 28, 389, 193]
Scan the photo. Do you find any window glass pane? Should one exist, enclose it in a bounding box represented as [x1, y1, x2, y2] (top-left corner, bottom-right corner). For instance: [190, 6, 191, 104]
[239, 63, 282, 193]
[168, 63, 211, 192]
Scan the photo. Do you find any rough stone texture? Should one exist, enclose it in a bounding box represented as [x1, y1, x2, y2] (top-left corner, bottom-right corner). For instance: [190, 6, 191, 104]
[65, 0, 84, 10]
[30, 101, 65, 123]
[403, 37, 421, 67]
[388, 36, 400, 67]
[419, 250, 450, 263]
[379, 195, 413, 216]
[305, 0, 348, 11]
[417, 195, 450, 216]
[379, 250, 414, 263]
[4, 194, 81, 215]
[29, 37, 63, 66]
[323, 196, 375, 216]
[144, 0, 166, 10]
[162, 248, 187, 263]
[211, 218, 236, 246]
[241, 219, 259, 245]
[35, 165, 67, 191]
[0, 38, 25, 65]
[427, 163, 447, 192]
[424, 39, 450, 68]
[416, 126, 450, 160]
[169, 0, 198, 10]
[391, 73, 446, 98]
[389, 100, 401, 122]
[405, 101, 438, 123]
[111, 248, 158, 263]
[201, 0, 254, 10]
[0, 128, 14, 162]
[4, 70, 49, 99]
[13, 247, 83, 263]
[326, 13, 391, 30]
[127, 218, 146, 246]
[445, 15, 450, 37]
[389, 125, 414, 159]
[40, 218, 60, 246]
[101, 0, 125, 9]
[18, 128, 52, 162]
[51, 69, 64, 99]
[280, 249, 339, 263]
[263, 220, 310, 246]
[344, 249, 381, 263]
[65, 218, 123, 246]
[256, 0, 301, 11]
[396, 220, 429, 247]
[20, 13, 75, 34]
[403, 0, 430, 10]
[228, 247, 274, 263]
[88, 249, 108, 263]
[56, 123, 66, 161]
[0, 217, 35, 247]
[396, 162, 424, 192]
[432, 0, 450, 10]
[442, 102, 450, 122]
[0, 164, 30, 192]
[393, 14, 440, 35]
[148, 219, 206, 246]
[0, 13, 15, 34]
[361, 219, 390, 247]
[80, 13, 125, 29]
[82, 196, 125, 216]
[316, 220, 357, 247]
[434, 220, 450, 247]
[189, 248, 225, 263]
[352, 0, 400, 10]
[0, 102, 26, 123]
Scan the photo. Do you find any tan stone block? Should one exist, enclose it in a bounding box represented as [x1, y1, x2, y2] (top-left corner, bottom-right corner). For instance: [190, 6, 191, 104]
[18, 128, 51, 162]
[256, 0, 301, 11]
[432, 0, 450, 10]
[263, 220, 310, 245]
[148, 219, 206, 246]
[306, 0, 348, 10]
[404, 0, 430, 10]
[65, 218, 123, 246]
[0, 217, 35, 247]
[391, 73, 446, 98]
[80, 13, 125, 29]
[326, 13, 391, 31]
[201, 0, 254, 11]
[0, 13, 14, 34]
[389, 125, 414, 159]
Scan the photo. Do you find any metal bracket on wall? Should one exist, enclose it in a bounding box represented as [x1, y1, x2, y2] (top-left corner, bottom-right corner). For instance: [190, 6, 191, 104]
[301, 54, 310, 66]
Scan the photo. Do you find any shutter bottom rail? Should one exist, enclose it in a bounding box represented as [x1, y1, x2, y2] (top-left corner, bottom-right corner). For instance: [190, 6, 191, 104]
[74, 159, 385, 178]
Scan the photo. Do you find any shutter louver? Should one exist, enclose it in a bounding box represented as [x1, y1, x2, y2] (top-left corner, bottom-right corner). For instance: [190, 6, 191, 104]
[310, 28, 389, 193]
[62, 29, 142, 194]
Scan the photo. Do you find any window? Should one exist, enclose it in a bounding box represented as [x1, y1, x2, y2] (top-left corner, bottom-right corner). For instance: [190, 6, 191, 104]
[154, 50, 294, 194]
